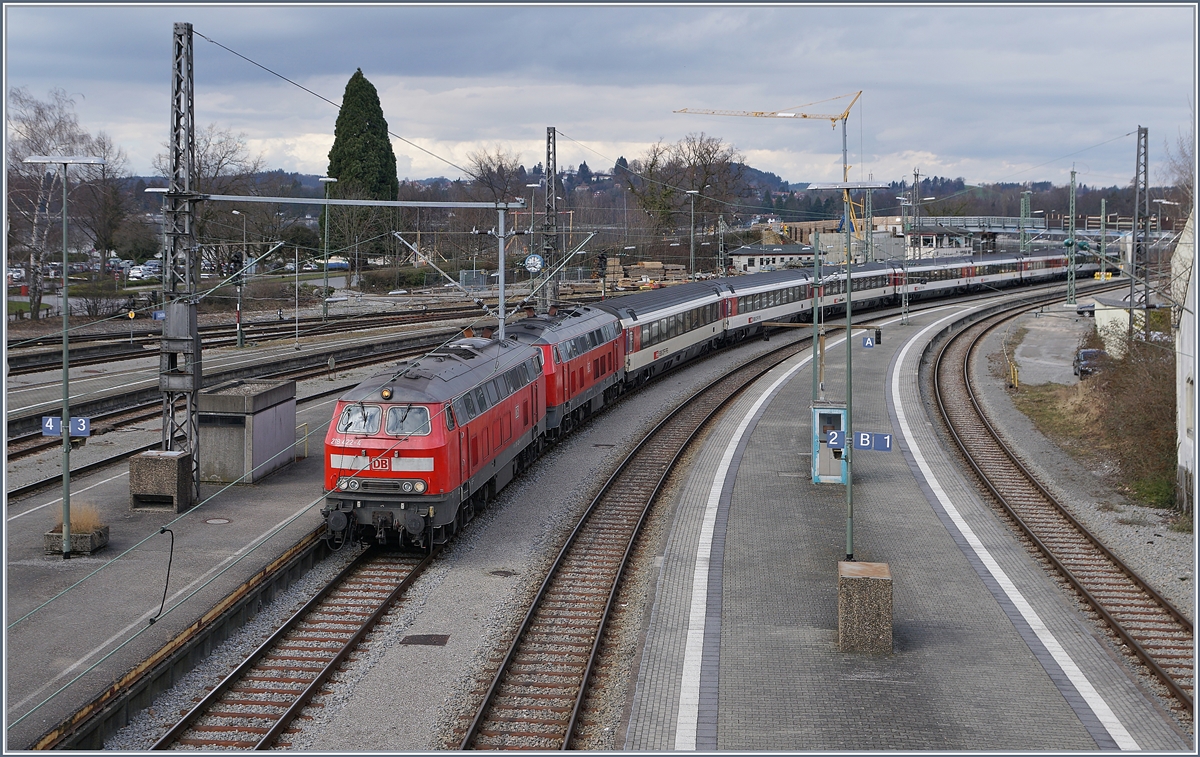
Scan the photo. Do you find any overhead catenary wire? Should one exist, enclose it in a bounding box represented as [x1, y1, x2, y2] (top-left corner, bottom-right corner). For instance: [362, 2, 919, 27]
[192, 29, 469, 176]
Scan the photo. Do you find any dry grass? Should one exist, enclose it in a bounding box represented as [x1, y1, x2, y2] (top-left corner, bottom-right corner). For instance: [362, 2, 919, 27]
[1008, 330, 1178, 511]
[51, 503, 105, 533]
[1010, 381, 1107, 457]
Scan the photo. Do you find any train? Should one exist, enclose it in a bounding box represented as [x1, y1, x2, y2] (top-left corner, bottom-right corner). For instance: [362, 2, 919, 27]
[322, 250, 1101, 548]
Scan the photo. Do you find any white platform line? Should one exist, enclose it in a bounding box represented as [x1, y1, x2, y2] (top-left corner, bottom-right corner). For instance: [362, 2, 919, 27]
[890, 311, 1139, 751]
[674, 341, 839, 750]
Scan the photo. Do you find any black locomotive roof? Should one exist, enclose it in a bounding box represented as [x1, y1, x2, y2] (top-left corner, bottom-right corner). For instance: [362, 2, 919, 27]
[506, 305, 618, 345]
[340, 337, 540, 404]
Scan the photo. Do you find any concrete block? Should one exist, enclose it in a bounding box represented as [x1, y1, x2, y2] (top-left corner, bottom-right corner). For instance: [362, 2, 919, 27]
[44, 525, 110, 555]
[837, 561, 892, 653]
[198, 379, 296, 484]
[129, 450, 193, 512]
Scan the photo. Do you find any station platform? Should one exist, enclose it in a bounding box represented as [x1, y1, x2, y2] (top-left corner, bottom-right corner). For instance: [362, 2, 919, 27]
[622, 302, 1192, 751]
[2, 370, 356, 750]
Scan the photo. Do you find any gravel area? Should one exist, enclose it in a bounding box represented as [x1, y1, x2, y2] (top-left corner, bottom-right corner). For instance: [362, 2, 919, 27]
[97, 328, 803, 751]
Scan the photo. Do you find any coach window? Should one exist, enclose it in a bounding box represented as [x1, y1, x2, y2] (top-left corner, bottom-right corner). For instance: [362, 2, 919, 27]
[483, 381, 500, 405]
[445, 403, 456, 430]
[337, 404, 381, 435]
[474, 388, 489, 414]
[387, 405, 432, 436]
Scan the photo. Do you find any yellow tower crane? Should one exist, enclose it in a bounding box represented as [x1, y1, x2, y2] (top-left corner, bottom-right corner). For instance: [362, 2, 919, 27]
[676, 90, 865, 239]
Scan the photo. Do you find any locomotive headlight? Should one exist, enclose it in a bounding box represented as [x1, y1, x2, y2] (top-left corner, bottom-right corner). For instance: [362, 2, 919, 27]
[413, 480, 427, 493]
[381, 387, 393, 400]
[401, 481, 414, 493]
[337, 477, 349, 490]
[348, 479, 361, 491]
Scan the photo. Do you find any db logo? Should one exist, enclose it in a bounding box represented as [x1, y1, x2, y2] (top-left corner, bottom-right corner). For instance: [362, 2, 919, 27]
[370, 458, 390, 471]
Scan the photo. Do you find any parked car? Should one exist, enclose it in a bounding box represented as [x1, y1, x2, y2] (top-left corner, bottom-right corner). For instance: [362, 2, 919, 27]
[302, 262, 318, 271]
[1073, 348, 1106, 377]
[7, 268, 25, 282]
[1075, 302, 1095, 317]
[127, 266, 146, 280]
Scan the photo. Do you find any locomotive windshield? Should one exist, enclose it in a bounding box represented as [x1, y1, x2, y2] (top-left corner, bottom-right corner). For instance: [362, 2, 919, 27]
[386, 405, 432, 436]
[337, 404, 381, 434]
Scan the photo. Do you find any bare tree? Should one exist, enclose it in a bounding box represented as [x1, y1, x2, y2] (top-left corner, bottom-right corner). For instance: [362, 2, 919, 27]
[153, 124, 265, 276]
[465, 146, 524, 204]
[626, 133, 749, 235]
[1161, 100, 1195, 215]
[6, 87, 93, 319]
[75, 131, 131, 257]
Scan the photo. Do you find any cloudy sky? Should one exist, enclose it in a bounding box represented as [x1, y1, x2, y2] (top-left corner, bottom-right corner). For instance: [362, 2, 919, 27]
[5, 3, 1196, 190]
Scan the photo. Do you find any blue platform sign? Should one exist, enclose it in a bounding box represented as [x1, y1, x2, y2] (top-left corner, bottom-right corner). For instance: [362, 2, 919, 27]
[872, 433, 893, 452]
[827, 429, 845, 449]
[42, 417, 90, 437]
[862, 336, 874, 348]
[854, 431, 873, 449]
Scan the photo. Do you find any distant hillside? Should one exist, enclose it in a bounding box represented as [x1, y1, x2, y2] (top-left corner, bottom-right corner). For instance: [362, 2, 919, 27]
[737, 164, 806, 192]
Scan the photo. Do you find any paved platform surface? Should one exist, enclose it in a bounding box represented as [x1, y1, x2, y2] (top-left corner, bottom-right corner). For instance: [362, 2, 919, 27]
[623, 301, 1191, 751]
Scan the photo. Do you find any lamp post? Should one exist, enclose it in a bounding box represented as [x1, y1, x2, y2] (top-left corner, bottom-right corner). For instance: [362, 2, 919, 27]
[231, 209, 247, 347]
[806, 179, 888, 562]
[1153, 198, 1179, 235]
[686, 189, 700, 278]
[897, 196, 911, 325]
[145, 187, 169, 308]
[25, 154, 105, 560]
[319, 176, 337, 321]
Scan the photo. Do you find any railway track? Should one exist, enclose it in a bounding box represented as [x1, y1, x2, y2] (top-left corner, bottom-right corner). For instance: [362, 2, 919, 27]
[933, 307, 1194, 715]
[456, 338, 807, 749]
[5, 341, 431, 476]
[151, 549, 433, 750]
[5, 304, 487, 375]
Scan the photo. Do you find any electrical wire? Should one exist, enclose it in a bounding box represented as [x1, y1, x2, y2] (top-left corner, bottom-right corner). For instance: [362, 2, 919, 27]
[193, 29, 469, 176]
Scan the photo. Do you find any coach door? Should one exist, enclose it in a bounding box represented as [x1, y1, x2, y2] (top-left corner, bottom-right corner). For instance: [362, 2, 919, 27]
[460, 430, 468, 484]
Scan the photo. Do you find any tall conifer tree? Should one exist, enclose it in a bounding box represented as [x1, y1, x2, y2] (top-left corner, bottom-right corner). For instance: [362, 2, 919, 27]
[324, 69, 399, 262]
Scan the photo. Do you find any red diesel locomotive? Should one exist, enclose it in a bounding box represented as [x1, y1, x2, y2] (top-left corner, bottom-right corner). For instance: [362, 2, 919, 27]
[323, 337, 546, 548]
[508, 305, 625, 437]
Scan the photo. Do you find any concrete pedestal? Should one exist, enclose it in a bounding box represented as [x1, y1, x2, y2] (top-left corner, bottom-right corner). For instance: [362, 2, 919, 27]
[129, 450, 193, 512]
[199, 379, 296, 484]
[837, 561, 892, 653]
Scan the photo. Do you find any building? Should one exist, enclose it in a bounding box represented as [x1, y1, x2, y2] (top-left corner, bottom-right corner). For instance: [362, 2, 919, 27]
[1172, 212, 1194, 513]
[727, 244, 814, 273]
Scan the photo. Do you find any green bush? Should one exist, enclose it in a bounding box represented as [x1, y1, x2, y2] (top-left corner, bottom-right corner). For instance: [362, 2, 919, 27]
[1130, 476, 1175, 509]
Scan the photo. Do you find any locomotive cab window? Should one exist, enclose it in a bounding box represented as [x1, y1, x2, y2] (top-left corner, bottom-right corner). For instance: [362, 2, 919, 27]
[386, 405, 432, 436]
[337, 404, 381, 435]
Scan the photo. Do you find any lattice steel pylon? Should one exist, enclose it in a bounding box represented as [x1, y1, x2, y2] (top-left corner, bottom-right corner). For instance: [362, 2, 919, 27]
[1130, 125, 1149, 339]
[539, 127, 559, 310]
[1067, 169, 1076, 304]
[162, 21, 203, 503]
